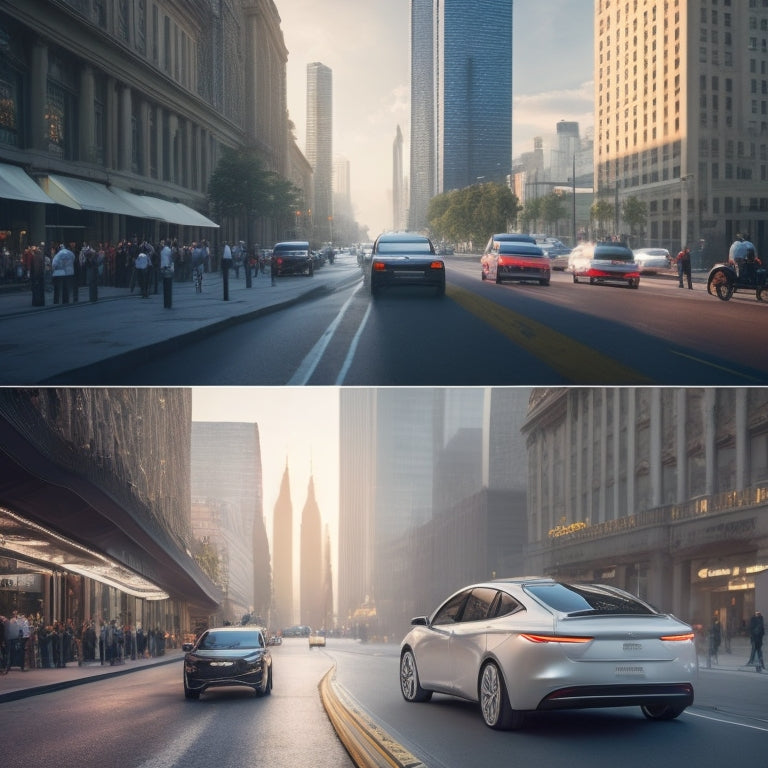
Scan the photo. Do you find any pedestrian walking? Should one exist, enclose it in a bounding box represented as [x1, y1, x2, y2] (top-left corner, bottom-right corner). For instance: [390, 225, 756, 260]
[747, 610, 764, 671]
[709, 614, 721, 664]
[677, 246, 693, 289]
[134, 246, 150, 298]
[51, 243, 75, 304]
[160, 239, 174, 308]
[222, 240, 232, 300]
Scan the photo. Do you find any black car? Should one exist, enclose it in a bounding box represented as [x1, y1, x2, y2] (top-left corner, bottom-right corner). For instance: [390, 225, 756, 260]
[369, 232, 445, 297]
[271, 240, 313, 276]
[183, 626, 273, 699]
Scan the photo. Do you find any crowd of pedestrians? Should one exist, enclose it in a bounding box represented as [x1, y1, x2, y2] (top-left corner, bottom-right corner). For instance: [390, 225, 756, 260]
[1, 610, 174, 673]
[1, 236, 270, 305]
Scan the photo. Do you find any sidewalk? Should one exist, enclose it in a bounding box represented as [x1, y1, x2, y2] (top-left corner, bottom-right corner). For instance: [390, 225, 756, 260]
[697, 635, 766, 673]
[0, 261, 362, 385]
[0, 649, 183, 702]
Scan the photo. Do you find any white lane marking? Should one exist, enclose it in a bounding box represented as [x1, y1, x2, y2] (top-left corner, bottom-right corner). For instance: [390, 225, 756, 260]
[336, 302, 373, 385]
[287, 284, 363, 385]
[685, 709, 768, 732]
[136, 710, 216, 768]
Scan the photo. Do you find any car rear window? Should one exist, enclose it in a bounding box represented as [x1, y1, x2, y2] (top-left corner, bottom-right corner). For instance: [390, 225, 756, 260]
[525, 583, 656, 616]
[376, 240, 433, 254]
[498, 244, 545, 257]
[198, 630, 265, 650]
[593, 246, 634, 261]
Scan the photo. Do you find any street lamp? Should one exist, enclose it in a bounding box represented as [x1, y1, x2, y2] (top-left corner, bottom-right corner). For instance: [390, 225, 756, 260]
[680, 174, 693, 252]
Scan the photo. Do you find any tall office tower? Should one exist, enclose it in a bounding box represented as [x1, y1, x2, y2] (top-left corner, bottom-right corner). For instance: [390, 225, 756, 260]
[306, 62, 333, 243]
[408, 0, 436, 231]
[595, 1, 768, 259]
[299, 475, 324, 629]
[191, 422, 265, 622]
[393, 125, 405, 230]
[333, 155, 353, 221]
[408, 0, 513, 230]
[338, 388, 530, 637]
[272, 462, 294, 629]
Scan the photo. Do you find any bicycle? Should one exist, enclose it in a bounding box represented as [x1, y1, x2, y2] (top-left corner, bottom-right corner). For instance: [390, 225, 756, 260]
[193, 264, 203, 293]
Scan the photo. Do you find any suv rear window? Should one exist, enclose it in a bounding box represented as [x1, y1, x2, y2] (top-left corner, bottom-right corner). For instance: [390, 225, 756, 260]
[593, 246, 634, 261]
[525, 583, 656, 616]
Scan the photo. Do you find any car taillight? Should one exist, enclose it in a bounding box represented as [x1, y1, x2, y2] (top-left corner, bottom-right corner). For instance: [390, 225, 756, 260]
[373, 261, 387, 271]
[660, 633, 695, 642]
[520, 633, 593, 644]
[430, 261, 444, 270]
[276, 257, 283, 265]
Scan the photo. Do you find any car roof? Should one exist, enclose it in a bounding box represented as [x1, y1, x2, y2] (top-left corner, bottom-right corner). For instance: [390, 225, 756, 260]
[492, 233, 536, 244]
[375, 232, 431, 242]
[273, 241, 309, 249]
[201, 625, 267, 633]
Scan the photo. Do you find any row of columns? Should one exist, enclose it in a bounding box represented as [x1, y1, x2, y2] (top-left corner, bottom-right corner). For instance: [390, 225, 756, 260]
[29, 38, 213, 194]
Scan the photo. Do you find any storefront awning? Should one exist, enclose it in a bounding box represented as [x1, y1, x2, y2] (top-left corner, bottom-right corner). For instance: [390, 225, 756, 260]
[110, 187, 219, 228]
[41, 174, 147, 217]
[0, 163, 56, 204]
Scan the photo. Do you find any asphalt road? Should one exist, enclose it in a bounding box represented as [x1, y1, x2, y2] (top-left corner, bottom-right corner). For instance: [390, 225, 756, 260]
[0, 640, 353, 768]
[104, 255, 768, 386]
[326, 640, 768, 768]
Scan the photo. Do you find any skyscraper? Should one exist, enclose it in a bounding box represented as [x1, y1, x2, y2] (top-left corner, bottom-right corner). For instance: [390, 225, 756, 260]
[393, 125, 405, 230]
[409, 0, 513, 230]
[191, 422, 266, 623]
[300, 475, 325, 629]
[306, 62, 333, 243]
[594, 1, 768, 259]
[272, 462, 294, 628]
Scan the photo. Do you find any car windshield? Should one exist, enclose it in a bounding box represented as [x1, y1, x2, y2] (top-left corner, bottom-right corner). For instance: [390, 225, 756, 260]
[525, 583, 656, 616]
[197, 630, 264, 650]
[593, 247, 633, 261]
[376, 241, 433, 254]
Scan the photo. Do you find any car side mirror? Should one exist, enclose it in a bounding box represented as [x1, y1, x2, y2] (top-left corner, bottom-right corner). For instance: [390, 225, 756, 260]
[410, 616, 429, 626]
[182, 642, 194, 652]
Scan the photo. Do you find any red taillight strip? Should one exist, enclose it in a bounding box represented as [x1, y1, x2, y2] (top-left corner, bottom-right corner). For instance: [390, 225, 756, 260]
[520, 633, 593, 644]
[430, 261, 444, 270]
[660, 633, 695, 642]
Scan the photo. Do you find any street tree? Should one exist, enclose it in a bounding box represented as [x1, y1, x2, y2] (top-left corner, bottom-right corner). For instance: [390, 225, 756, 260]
[621, 196, 648, 245]
[541, 192, 568, 233]
[519, 196, 543, 233]
[590, 198, 615, 239]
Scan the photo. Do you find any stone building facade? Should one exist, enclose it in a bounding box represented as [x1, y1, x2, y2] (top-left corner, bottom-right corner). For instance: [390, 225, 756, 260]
[522, 388, 768, 635]
[0, 0, 297, 252]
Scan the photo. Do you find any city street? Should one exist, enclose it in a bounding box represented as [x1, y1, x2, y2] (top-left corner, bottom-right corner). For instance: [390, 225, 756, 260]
[89, 253, 768, 386]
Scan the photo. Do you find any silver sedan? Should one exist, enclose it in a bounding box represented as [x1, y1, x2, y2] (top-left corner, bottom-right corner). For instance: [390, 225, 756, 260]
[399, 577, 697, 730]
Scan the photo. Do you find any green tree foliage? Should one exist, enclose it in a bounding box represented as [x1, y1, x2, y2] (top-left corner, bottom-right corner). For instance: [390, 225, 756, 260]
[518, 196, 542, 233]
[428, 182, 520, 245]
[590, 198, 615, 238]
[193, 536, 222, 586]
[208, 146, 302, 224]
[621, 196, 647, 240]
[540, 192, 568, 232]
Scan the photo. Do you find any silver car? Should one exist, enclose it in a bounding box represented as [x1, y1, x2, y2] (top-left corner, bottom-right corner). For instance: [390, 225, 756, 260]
[399, 577, 696, 730]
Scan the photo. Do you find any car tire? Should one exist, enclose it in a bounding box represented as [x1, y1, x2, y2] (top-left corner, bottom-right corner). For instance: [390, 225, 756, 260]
[481, 269, 487, 281]
[629, 278, 639, 289]
[572, 273, 578, 283]
[258, 666, 272, 696]
[479, 661, 524, 730]
[540, 279, 550, 286]
[184, 677, 200, 700]
[435, 281, 445, 297]
[400, 648, 432, 703]
[370, 281, 380, 298]
[640, 703, 686, 721]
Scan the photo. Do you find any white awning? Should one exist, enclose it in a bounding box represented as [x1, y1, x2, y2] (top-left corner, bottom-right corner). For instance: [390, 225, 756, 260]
[41, 174, 147, 217]
[110, 187, 219, 228]
[0, 163, 55, 204]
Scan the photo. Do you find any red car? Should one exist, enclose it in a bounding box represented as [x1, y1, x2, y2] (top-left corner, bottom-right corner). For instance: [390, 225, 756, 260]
[481, 242, 550, 285]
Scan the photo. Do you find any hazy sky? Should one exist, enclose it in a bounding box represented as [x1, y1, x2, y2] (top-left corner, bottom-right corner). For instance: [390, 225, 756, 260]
[276, 0, 594, 235]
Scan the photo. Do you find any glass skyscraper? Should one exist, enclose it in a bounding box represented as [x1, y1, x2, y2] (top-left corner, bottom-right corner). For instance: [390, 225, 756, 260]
[409, 0, 513, 230]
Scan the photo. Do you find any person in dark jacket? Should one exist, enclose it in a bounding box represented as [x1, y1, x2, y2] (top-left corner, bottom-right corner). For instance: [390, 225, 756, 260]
[747, 610, 764, 671]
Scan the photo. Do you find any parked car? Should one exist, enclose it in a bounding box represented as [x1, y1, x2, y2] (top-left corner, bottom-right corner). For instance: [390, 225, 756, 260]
[369, 232, 445, 297]
[569, 242, 640, 288]
[481, 241, 550, 285]
[632, 247, 672, 274]
[399, 577, 696, 730]
[271, 240, 313, 276]
[183, 625, 273, 699]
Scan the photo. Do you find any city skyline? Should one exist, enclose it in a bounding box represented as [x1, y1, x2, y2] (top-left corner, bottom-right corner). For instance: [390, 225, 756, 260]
[278, 0, 594, 235]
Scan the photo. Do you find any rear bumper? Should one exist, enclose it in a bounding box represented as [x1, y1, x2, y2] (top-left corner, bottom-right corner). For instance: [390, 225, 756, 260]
[538, 682, 694, 711]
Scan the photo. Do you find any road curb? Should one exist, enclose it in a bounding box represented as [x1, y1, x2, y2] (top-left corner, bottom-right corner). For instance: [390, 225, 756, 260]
[39, 272, 362, 384]
[319, 666, 426, 768]
[0, 654, 180, 703]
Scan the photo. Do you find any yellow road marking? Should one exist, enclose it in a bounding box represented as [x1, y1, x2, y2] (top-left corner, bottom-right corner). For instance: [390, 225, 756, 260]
[447, 283, 654, 384]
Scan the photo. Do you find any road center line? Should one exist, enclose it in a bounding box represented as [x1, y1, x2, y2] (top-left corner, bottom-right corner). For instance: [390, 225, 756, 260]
[287, 284, 362, 385]
[336, 301, 372, 385]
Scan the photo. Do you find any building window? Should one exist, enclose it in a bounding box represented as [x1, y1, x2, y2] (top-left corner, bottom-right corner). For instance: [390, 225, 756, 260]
[45, 81, 74, 160]
[0, 60, 21, 148]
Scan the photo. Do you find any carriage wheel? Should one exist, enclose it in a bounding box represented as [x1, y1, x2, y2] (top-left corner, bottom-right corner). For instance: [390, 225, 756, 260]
[708, 268, 734, 301]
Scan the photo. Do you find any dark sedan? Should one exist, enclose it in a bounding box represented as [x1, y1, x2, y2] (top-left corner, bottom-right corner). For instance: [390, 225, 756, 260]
[369, 232, 445, 297]
[271, 240, 314, 276]
[183, 625, 273, 699]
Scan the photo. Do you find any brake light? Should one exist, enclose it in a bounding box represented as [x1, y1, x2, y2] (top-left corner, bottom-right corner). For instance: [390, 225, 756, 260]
[520, 633, 593, 644]
[430, 261, 444, 270]
[660, 633, 695, 642]
[373, 261, 387, 271]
